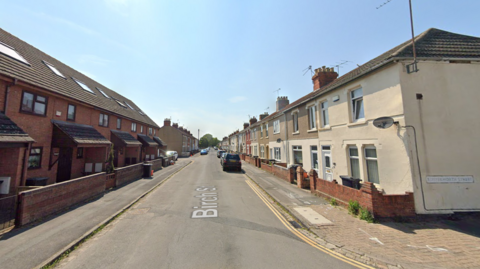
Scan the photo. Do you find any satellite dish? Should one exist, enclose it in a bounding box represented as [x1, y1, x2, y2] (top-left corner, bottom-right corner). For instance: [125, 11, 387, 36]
[276, 138, 282, 143]
[373, 117, 395, 129]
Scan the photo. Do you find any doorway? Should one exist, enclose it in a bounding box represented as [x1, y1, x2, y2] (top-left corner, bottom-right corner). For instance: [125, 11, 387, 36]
[57, 147, 73, 182]
[321, 145, 333, 181]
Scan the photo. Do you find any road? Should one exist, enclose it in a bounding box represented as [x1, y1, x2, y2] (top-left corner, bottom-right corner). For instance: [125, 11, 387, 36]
[56, 151, 357, 269]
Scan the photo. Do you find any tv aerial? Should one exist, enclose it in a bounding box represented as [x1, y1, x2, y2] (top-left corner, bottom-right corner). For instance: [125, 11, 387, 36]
[303, 65, 313, 76]
[331, 60, 351, 75]
[273, 88, 281, 97]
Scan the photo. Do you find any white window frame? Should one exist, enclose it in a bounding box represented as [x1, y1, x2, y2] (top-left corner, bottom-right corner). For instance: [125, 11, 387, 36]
[364, 146, 379, 184]
[0, 41, 30, 65]
[274, 147, 281, 161]
[348, 146, 361, 179]
[99, 113, 109, 127]
[273, 120, 280, 134]
[43, 61, 65, 78]
[308, 105, 317, 130]
[293, 112, 299, 133]
[320, 101, 329, 127]
[131, 122, 137, 132]
[265, 124, 269, 137]
[140, 125, 143, 133]
[72, 78, 95, 94]
[351, 88, 365, 122]
[292, 145, 302, 165]
[311, 146, 318, 171]
[260, 145, 265, 158]
[260, 125, 263, 138]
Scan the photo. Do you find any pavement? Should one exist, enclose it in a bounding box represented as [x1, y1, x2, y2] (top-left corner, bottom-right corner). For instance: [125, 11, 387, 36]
[0, 159, 192, 269]
[241, 162, 480, 269]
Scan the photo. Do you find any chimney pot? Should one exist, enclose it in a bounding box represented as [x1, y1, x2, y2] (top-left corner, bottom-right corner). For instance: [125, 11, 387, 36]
[276, 96, 289, 112]
[311, 66, 338, 91]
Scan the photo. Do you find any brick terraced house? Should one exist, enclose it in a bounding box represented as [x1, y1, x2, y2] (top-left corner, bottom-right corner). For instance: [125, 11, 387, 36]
[0, 28, 161, 196]
[157, 119, 198, 157]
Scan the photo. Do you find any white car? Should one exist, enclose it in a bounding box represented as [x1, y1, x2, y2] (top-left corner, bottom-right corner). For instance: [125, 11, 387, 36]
[166, 151, 178, 160]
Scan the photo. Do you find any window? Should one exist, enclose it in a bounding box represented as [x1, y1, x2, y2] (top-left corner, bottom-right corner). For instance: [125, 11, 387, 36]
[117, 118, 121, 129]
[293, 112, 298, 133]
[72, 78, 95, 94]
[43, 61, 65, 78]
[293, 146, 302, 165]
[0, 41, 30, 65]
[21, 91, 47, 116]
[253, 128, 256, 140]
[67, 104, 76, 121]
[260, 125, 263, 138]
[77, 147, 84, 159]
[349, 147, 361, 179]
[115, 99, 127, 108]
[96, 87, 110, 98]
[265, 124, 268, 137]
[274, 147, 281, 161]
[154, 129, 156, 135]
[365, 147, 379, 184]
[138, 110, 145, 115]
[149, 128, 153, 135]
[28, 147, 42, 169]
[321, 101, 329, 127]
[99, 113, 109, 127]
[351, 88, 364, 121]
[273, 120, 280, 134]
[308, 105, 317, 130]
[260, 146, 265, 158]
[131, 122, 137, 132]
[125, 102, 135, 110]
[254, 146, 258, 156]
[311, 146, 318, 170]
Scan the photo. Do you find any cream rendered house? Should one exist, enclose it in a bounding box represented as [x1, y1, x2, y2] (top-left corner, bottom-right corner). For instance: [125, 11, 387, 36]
[304, 28, 480, 214]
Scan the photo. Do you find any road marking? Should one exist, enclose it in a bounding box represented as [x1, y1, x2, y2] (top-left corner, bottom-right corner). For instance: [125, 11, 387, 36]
[191, 186, 218, 218]
[358, 228, 384, 245]
[244, 178, 375, 269]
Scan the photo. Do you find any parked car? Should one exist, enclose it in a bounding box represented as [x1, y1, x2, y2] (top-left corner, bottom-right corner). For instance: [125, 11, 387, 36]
[217, 150, 225, 158]
[221, 153, 241, 172]
[219, 152, 227, 164]
[201, 149, 208, 155]
[166, 151, 178, 160]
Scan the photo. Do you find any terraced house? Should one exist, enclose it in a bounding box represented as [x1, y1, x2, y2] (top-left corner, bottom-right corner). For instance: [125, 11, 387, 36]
[0, 28, 162, 197]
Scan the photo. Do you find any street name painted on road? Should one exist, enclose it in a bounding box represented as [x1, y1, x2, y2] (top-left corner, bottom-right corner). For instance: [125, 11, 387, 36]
[191, 186, 218, 218]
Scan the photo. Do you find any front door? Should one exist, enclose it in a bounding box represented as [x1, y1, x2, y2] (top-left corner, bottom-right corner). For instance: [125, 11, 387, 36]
[321, 146, 333, 181]
[57, 147, 73, 182]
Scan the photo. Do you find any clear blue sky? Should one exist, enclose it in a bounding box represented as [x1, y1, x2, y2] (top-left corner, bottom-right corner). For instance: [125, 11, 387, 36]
[1, 0, 479, 139]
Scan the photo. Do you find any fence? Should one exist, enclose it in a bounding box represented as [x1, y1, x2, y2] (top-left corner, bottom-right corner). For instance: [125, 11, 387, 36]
[0, 195, 17, 231]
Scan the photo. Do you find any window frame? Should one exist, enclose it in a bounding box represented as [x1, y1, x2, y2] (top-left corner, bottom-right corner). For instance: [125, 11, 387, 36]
[265, 123, 268, 137]
[364, 146, 380, 184]
[351, 88, 365, 122]
[20, 91, 48, 116]
[320, 101, 329, 127]
[273, 120, 280, 134]
[140, 125, 143, 133]
[43, 61, 65, 78]
[131, 122, 137, 132]
[77, 147, 84, 159]
[260, 125, 263, 138]
[311, 146, 318, 171]
[148, 127, 153, 136]
[99, 113, 109, 127]
[28, 147, 43, 170]
[292, 145, 303, 165]
[308, 105, 317, 130]
[117, 118, 122, 129]
[67, 104, 76, 121]
[348, 146, 361, 179]
[72, 77, 95, 94]
[274, 147, 281, 161]
[293, 112, 299, 133]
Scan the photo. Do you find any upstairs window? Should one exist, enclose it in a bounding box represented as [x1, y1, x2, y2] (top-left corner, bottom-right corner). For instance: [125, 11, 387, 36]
[117, 118, 121, 129]
[265, 124, 268, 137]
[140, 125, 143, 133]
[308, 105, 317, 130]
[96, 87, 110, 98]
[125, 102, 135, 110]
[28, 147, 42, 169]
[43, 61, 65, 78]
[131, 122, 137, 132]
[21, 91, 47, 116]
[273, 120, 280, 134]
[321, 101, 329, 127]
[73, 78, 95, 94]
[138, 110, 145, 116]
[99, 113, 109, 127]
[351, 88, 364, 121]
[260, 125, 263, 138]
[67, 104, 76, 121]
[0, 41, 30, 65]
[293, 112, 299, 132]
[149, 128, 153, 135]
[115, 99, 127, 108]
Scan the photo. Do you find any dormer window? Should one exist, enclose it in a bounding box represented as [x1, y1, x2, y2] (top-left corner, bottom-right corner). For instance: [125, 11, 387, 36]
[72, 78, 95, 94]
[43, 61, 65, 78]
[0, 41, 29, 65]
[96, 87, 110, 98]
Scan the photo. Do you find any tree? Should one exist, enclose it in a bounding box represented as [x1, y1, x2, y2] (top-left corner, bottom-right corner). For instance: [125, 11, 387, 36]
[199, 133, 220, 148]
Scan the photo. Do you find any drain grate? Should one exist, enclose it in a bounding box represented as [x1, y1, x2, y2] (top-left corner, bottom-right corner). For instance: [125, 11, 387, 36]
[289, 220, 301, 228]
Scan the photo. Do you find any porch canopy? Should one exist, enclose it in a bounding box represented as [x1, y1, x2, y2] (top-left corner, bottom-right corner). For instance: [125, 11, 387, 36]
[111, 130, 142, 147]
[0, 112, 35, 147]
[153, 136, 167, 147]
[137, 134, 157, 148]
[51, 120, 111, 148]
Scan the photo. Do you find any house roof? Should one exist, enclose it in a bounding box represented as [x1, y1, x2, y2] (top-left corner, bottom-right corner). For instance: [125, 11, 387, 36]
[153, 136, 167, 146]
[0, 28, 159, 128]
[284, 28, 480, 113]
[111, 129, 142, 147]
[137, 134, 157, 147]
[0, 112, 35, 143]
[52, 120, 111, 145]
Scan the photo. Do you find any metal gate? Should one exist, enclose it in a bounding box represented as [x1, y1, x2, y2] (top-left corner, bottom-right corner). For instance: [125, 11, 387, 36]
[0, 194, 17, 231]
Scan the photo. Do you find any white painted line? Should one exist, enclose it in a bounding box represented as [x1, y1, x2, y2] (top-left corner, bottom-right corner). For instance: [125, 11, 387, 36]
[358, 228, 384, 245]
[293, 207, 333, 225]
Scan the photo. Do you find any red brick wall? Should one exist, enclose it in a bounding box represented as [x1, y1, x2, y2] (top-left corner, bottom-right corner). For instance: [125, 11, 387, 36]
[0, 147, 26, 194]
[150, 159, 162, 171]
[16, 172, 106, 226]
[272, 164, 294, 183]
[260, 161, 273, 174]
[115, 163, 143, 187]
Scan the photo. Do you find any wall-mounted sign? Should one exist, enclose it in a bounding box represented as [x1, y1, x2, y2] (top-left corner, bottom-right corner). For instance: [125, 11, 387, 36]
[426, 176, 474, 184]
[332, 95, 340, 102]
[55, 111, 62, 117]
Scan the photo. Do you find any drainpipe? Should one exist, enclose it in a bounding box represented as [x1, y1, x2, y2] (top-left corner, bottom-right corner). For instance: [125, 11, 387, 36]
[20, 142, 32, 186]
[3, 78, 17, 115]
[284, 113, 289, 164]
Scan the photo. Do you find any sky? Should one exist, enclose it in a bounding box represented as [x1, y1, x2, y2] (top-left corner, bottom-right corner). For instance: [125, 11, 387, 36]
[1, 0, 479, 140]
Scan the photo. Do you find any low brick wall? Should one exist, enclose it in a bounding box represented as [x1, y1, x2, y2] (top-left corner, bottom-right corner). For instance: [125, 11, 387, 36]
[17, 173, 106, 226]
[272, 164, 294, 183]
[105, 173, 116, 189]
[150, 159, 163, 171]
[260, 161, 273, 173]
[115, 163, 143, 187]
[310, 173, 415, 218]
[245, 155, 255, 165]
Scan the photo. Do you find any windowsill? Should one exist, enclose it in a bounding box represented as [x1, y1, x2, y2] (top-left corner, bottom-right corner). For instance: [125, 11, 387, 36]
[292, 131, 300, 135]
[307, 129, 317, 133]
[319, 126, 331, 131]
[347, 119, 367, 127]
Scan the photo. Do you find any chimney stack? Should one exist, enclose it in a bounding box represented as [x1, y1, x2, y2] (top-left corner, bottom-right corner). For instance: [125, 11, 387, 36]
[276, 96, 289, 112]
[172, 123, 178, 128]
[243, 122, 249, 129]
[259, 112, 269, 121]
[164, 118, 171, 127]
[249, 117, 257, 125]
[312, 66, 338, 91]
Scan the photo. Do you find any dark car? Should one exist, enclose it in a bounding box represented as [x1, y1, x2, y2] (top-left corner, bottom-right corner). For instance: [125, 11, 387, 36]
[201, 149, 208, 155]
[217, 150, 225, 158]
[221, 153, 241, 172]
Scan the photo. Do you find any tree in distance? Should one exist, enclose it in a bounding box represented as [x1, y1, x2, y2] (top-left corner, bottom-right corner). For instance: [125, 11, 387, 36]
[199, 133, 220, 148]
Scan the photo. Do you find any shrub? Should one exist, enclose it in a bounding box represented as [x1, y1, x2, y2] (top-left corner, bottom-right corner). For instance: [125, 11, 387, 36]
[359, 207, 375, 223]
[348, 200, 360, 215]
[330, 198, 338, 206]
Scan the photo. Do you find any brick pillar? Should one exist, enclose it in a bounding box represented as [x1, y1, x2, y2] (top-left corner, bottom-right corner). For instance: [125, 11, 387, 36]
[296, 166, 304, 188]
[359, 182, 376, 213]
[309, 169, 317, 193]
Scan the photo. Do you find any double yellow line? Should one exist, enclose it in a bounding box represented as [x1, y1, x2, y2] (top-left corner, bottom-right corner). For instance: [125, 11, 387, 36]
[245, 178, 375, 269]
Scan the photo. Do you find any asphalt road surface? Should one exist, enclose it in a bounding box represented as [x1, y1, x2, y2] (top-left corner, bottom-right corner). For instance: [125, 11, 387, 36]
[56, 151, 358, 269]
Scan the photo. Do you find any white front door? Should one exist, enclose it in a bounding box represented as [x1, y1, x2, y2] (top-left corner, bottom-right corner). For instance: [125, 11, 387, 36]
[321, 146, 333, 181]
